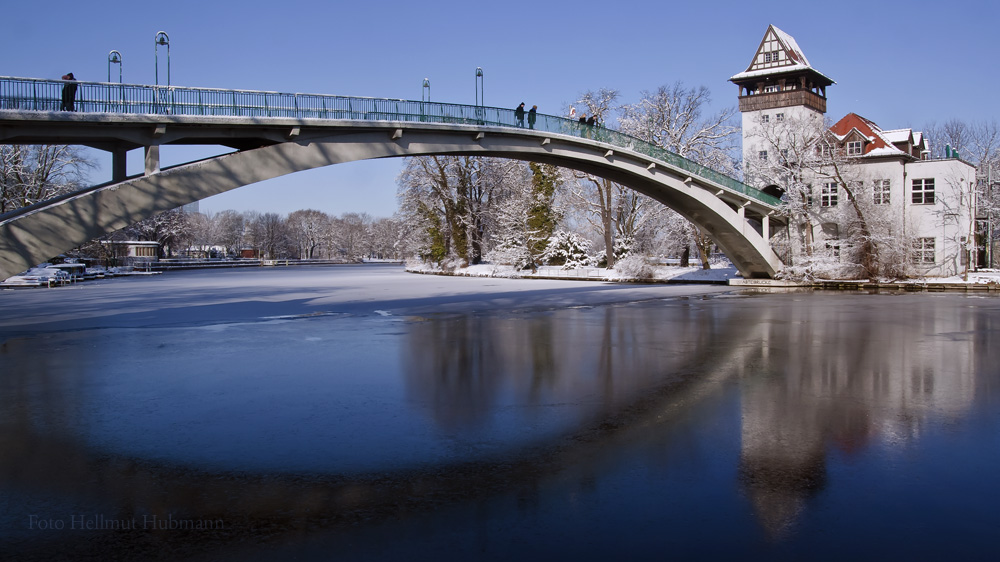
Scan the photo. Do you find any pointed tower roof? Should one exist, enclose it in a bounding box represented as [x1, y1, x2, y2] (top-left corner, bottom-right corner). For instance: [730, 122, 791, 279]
[730, 25, 834, 85]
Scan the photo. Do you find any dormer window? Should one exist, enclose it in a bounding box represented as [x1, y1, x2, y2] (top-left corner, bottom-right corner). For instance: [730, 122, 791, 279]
[847, 141, 863, 156]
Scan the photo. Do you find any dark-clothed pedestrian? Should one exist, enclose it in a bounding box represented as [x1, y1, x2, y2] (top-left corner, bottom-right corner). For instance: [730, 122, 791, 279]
[60, 73, 77, 112]
[528, 105, 537, 129]
[515, 102, 526, 127]
[586, 115, 596, 127]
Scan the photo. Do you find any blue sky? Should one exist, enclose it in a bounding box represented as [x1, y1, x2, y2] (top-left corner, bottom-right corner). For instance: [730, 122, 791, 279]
[3, 0, 997, 218]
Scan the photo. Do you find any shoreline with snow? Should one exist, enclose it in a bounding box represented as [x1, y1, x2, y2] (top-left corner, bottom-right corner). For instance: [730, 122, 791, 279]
[406, 261, 1000, 292]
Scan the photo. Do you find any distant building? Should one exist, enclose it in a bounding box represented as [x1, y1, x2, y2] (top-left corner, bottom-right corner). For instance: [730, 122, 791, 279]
[731, 25, 978, 277]
[100, 240, 160, 265]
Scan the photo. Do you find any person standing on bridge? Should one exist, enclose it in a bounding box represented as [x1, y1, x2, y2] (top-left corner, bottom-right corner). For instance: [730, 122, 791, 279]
[515, 102, 526, 127]
[60, 73, 77, 112]
[528, 105, 537, 129]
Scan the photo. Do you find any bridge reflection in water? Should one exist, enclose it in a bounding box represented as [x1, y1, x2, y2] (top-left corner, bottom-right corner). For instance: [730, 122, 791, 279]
[0, 290, 997, 560]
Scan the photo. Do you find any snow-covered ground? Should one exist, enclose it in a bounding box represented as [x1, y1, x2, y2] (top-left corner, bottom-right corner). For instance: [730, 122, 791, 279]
[407, 262, 741, 283]
[406, 260, 1000, 286]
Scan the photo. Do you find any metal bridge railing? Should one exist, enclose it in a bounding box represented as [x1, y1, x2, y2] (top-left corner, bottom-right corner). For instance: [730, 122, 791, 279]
[0, 76, 781, 206]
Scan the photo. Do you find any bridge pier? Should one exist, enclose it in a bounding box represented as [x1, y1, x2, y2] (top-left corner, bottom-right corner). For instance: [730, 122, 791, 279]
[144, 145, 160, 175]
[112, 146, 128, 182]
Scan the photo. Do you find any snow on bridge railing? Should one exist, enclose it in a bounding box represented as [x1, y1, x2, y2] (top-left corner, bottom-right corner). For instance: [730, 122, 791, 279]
[0, 76, 781, 207]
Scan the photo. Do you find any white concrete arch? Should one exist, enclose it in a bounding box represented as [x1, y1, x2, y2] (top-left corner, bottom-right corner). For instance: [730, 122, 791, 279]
[0, 123, 783, 279]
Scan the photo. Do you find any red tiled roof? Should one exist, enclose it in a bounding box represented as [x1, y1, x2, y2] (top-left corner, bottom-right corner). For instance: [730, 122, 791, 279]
[829, 113, 907, 157]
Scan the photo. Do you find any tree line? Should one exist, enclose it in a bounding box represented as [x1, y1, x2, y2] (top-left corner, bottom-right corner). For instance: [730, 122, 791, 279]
[79, 208, 403, 263]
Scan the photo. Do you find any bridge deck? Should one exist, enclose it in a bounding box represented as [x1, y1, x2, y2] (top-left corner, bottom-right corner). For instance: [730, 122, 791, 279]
[0, 75, 781, 210]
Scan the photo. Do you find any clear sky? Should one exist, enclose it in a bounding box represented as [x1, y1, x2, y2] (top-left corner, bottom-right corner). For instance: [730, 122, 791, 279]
[3, 0, 997, 218]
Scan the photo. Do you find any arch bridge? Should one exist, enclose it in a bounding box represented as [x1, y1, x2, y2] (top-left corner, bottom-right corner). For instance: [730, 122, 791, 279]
[0, 76, 785, 279]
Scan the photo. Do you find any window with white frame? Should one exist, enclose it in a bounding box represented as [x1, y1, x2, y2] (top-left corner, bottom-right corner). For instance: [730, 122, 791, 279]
[763, 85, 780, 93]
[873, 179, 890, 205]
[758, 150, 768, 161]
[776, 113, 784, 122]
[760, 114, 769, 124]
[912, 178, 936, 204]
[821, 182, 838, 207]
[847, 141, 863, 156]
[912, 237, 935, 264]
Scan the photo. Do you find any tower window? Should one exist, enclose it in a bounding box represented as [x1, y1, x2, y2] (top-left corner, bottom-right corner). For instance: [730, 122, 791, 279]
[763, 85, 779, 93]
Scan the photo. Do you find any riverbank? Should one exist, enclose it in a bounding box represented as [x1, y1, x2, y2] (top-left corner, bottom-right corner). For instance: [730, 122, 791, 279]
[406, 262, 1000, 292]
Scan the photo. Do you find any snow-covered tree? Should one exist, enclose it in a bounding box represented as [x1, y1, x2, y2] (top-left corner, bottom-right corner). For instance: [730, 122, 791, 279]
[214, 209, 246, 257]
[287, 209, 329, 259]
[368, 217, 402, 260]
[618, 82, 740, 175]
[540, 230, 593, 268]
[485, 162, 554, 271]
[327, 212, 371, 260]
[1, 145, 95, 214]
[397, 156, 521, 266]
[616, 81, 741, 269]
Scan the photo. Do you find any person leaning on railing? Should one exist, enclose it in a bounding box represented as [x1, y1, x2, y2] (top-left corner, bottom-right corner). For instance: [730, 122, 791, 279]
[60, 73, 77, 111]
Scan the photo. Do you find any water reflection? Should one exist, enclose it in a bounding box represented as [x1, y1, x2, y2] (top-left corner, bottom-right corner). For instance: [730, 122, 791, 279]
[736, 294, 985, 538]
[403, 300, 741, 437]
[1, 291, 997, 559]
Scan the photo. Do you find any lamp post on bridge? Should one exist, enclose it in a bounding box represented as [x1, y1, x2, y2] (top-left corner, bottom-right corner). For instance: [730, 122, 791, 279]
[154, 31, 170, 87]
[475, 67, 484, 124]
[475, 67, 484, 107]
[108, 50, 122, 84]
[422, 78, 430, 102]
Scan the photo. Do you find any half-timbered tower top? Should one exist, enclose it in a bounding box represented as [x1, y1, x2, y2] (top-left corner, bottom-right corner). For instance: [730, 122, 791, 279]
[730, 25, 835, 114]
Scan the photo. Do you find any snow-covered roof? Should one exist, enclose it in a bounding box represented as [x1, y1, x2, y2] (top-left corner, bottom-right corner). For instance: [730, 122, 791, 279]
[729, 25, 835, 84]
[882, 129, 914, 144]
[829, 114, 911, 158]
[771, 25, 810, 67]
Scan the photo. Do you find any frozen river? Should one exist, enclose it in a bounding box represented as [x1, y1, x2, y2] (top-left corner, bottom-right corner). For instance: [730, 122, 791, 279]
[1, 264, 998, 560]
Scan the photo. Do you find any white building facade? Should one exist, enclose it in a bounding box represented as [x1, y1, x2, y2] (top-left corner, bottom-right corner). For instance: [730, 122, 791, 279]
[731, 25, 978, 277]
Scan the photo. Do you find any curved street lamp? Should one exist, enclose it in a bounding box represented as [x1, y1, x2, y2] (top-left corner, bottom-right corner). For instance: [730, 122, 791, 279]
[422, 78, 430, 103]
[154, 31, 170, 86]
[108, 50, 122, 84]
